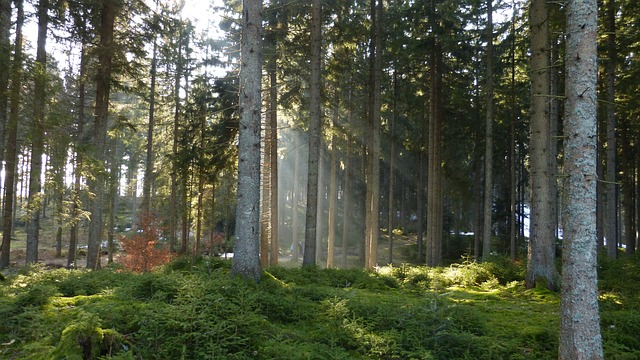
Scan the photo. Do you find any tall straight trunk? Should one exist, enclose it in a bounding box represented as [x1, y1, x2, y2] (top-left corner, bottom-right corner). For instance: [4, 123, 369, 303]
[315, 148, 325, 264]
[526, 0, 557, 290]
[260, 109, 270, 266]
[559, 0, 604, 356]
[303, 0, 322, 267]
[231, 0, 263, 282]
[291, 143, 301, 261]
[365, 0, 382, 269]
[0, 0, 24, 269]
[342, 143, 350, 268]
[107, 137, 120, 263]
[621, 120, 634, 255]
[141, 37, 158, 215]
[482, 0, 494, 259]
[0, 0, 11, 182]
[169, 23, 183, 253]
[25, 0, 49, 264]
[605, 0, 617, 259]
[327, 133, 337, 267]
[268, 62, 279, 267]
[86, 0, 118, 270]
[53, 147, 65, 258]
[550, 36, 560, 242]
[180, 173, 189, 254]
[388, 71, 397, 265]
[509, 0, 517, 260]
[69, 34, 87, 268]
[417, 151, 424, 262]
[426, 39, 443, 267]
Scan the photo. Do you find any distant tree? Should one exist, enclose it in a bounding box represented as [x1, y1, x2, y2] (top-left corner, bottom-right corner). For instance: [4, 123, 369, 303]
[558, 0, 604, 357]
[231, 0, 263, 282]
[482, 0, 494, 260]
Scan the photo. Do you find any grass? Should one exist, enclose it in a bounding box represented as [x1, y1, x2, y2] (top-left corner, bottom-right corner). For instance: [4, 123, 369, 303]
[0, 254, 639, 359]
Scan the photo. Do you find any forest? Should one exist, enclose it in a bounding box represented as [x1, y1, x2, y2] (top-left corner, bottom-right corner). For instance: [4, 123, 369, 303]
[0, 0, 638, 358]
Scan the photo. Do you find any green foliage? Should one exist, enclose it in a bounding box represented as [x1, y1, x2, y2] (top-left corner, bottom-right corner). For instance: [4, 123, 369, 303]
[0, 256, 638, 359]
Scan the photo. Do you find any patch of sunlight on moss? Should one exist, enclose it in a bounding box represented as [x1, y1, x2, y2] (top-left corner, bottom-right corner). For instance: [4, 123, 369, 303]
[600, 292, 623, 305]
[50, 293, 108, 309]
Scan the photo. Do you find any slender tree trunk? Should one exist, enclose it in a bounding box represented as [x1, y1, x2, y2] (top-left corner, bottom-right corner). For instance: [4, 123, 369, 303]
[605, 0, 617, 259]
[315, 148, 325, 264]
[559, 0, 604, 356]
[426, 39, 443, 267]
[509, 0, 517, 260]
[388, 71, 397, 265]
[141, 37, 158, 215]
[0, 0, 24, 269]
[107, 137, 120, 263]
[231, 0, 263, 282]
[25, 0, 49, 264]
[526, 0, 557, 290]
[0, 0, 11, 186]
[169, 22, 184, 253]
[303, 0, 322, 267]
[482, 0, 494, 259]
[260, 113, 270, 267]
[291, 142, 301, 261]
[269, 61, 279, 267]
[69, 34, 87, 268]
[342, 143, 350, 268]
[365, 0, 382, 269]
[327, 125, 337, 267]
[417, 150, 424, 262]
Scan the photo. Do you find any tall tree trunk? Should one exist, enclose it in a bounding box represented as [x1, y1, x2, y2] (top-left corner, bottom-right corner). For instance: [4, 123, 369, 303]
[315, 148, 325, 264]
[69, 31, 87, 268]
[509, 0, 517, 260]
[169, 22, 184, 253]
[291, 141, 301, 261]
[605, 0, 617, 259]
[260, 112, 270, 267]
[559, 0, 604, 356]
[426, 40, 443, 267]
[303, 0, 322, 267]
[0, 0, 11, 184]
[365, 0, 382, 269]
[25, 0, 49, 264]
[141, 37, 158, 215]
[231, 0, 263, 282]
[107, 136, 120, 263]
[417, 150, 424, 262]
[0, 0, 24, 269]
[482, 0, 494, 259]
[86, 0, 119, 270]
[342, 143, 350, 268]
[526, 0, 557, 290]
[327, 109, 338, 268]
[388, 71, 397, 265]
[268, 60, 279, 267]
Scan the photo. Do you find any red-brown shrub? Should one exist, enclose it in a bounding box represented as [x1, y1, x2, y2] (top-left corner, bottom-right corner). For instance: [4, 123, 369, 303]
[119, 212, 171, 272]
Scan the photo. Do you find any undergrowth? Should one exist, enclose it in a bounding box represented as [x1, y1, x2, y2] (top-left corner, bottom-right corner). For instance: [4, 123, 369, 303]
[0, 255, 638, 359]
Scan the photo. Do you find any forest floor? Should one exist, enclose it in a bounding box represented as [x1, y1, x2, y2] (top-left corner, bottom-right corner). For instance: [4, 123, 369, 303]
[1, 252, 639, 359]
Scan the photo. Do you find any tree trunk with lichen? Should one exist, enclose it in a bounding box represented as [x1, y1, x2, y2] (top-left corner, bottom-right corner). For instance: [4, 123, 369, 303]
[559, 0, 604, 357]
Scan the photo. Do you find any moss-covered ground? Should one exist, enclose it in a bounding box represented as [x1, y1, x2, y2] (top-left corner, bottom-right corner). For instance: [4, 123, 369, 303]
[0, 254, 638, 359]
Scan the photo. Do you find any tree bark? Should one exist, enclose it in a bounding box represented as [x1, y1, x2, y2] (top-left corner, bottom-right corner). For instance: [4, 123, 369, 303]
[231, 0, 263, 282]
[141, 36, 158, 215]
[365, 0, 382, 269]
[86, 0, 119, 270]
[268, 58, 279, 267]
[559, 0, 604, 357]
[482, 0, 494, 259]
[0, 0, 11, 182]
[0, 0, 24, 269]
[25, 0, 50, 264]
[303, 0, 322, 267]
[605, 0, 617, 259]
[527, 0, 557, 290]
